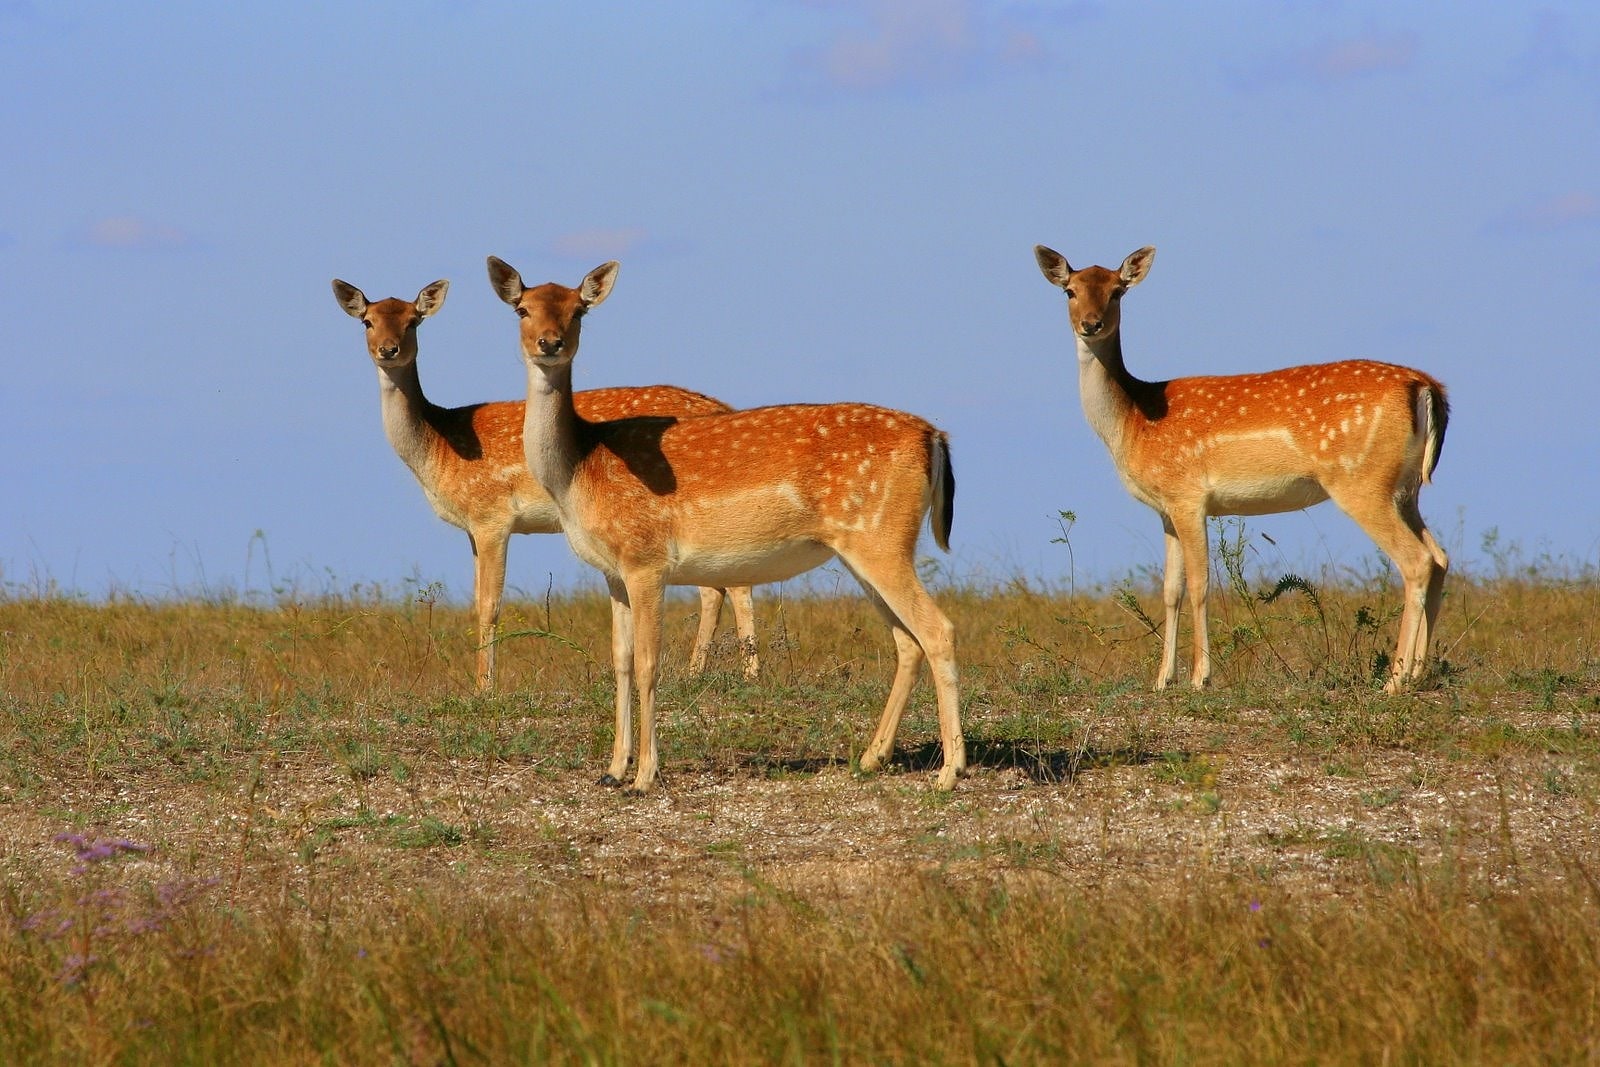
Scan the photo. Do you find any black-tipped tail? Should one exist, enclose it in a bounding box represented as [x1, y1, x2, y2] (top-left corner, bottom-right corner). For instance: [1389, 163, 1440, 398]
[1418, 382, 1449, 483]
[930, 432, 955, 552]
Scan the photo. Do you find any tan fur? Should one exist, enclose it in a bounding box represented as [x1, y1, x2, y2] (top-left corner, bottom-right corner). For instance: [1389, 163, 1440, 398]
[488, 256, 963, 793]
[330, 279, 758, 692]
[1034, 244, 1449, 692]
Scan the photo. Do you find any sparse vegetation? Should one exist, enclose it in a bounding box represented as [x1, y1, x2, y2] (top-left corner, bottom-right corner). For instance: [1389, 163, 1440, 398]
[0, 552, 1598, 1063]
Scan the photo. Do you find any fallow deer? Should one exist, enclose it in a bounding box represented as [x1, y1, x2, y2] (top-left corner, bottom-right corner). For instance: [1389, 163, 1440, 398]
[331, 277, 757, 692]
[1033, 245, 1448, 692]
[486, 256, 964, 793]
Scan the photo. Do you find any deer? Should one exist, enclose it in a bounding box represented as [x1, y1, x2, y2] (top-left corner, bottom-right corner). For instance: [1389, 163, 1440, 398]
[331, 277, 758, 693]
[486, 255, 965, 794]
[1033, 244, 1449, 693]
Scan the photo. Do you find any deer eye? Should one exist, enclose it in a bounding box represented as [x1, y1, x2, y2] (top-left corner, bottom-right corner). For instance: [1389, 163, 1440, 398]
[361, 319, 373, 329]
[516, 307, 529, 319]
[1064, 289, 1075, 300]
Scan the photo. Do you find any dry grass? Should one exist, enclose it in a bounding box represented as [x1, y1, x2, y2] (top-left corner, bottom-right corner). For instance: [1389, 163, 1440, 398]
[1, 554, 1598, 1064]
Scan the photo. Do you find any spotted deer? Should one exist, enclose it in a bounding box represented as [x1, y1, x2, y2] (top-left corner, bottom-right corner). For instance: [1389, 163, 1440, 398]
[1033, 244, 1449, 692]
[486, 256, 964, 793]
[331, 277, 757, 692]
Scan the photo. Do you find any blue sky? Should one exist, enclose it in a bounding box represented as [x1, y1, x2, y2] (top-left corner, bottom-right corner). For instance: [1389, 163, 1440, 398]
[3, 1, 1597, 601]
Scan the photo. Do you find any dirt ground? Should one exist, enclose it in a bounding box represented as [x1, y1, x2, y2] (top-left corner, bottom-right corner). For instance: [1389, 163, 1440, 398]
[5, 697, 1593, 913]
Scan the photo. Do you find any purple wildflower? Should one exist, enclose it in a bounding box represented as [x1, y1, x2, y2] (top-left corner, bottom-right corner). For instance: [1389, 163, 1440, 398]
[698, 942, 736, 964]
[54, 832, 151, 874]
[20, 908, 56, 933]
[58, 952, 98, 987]
[19, 909, 76, 941]
[155, 875, 217, 911]
[125, 915, 164, 936]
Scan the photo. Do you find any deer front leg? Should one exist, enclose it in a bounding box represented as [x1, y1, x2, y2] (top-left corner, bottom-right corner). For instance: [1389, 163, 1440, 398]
[470, 530, 509, 694]
[624, 572, 666, 794]
[1167, 511, 1212, 689]
[602, 583, 634, 787]
[1156, 518, 1185, 690]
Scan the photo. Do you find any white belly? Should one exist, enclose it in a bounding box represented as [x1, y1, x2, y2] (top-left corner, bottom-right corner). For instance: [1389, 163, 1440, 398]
[666, 538, 835, 588]
[509, 495, 563, 534]
[1206, 475, 1329, 516]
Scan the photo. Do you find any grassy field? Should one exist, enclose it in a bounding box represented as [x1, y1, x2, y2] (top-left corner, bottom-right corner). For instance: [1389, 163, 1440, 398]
[1, 542, 1598, 1064]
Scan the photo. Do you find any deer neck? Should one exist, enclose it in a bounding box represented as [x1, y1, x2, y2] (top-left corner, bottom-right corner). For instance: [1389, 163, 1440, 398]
[1076, 331, 1151, 452]
[520, 359, 586, 502]
[376, 361, 441, 477]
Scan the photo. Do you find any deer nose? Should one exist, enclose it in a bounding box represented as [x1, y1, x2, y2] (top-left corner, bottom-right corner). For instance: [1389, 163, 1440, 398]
[537, 336, 564, 356]
[377, 344, 400, 360]
[1080, 319, 1103, 337]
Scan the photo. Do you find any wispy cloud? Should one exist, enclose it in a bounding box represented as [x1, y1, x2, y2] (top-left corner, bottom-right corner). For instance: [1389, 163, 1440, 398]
[1500, 191, 1600, 233]
[1313, 31, 1416, 79]
[549, 227, 653, 262]
[1501, 10, 1600, 90]
[1229, 29, 1419, 92]
[76, 215, 193, 251]
[787, 0, 1063, 95]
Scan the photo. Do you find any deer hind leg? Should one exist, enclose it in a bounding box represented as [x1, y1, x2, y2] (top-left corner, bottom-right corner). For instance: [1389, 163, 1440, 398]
[1398, 499, 1449, 684]
[1418, 521, 1449, 675]
[840, 550, 964, 790]
[687, 587, 724, 676]
[1335, 489, 1442, 691]
[622, 571, 667, 794]
[856, 603, 924, 777]
[728, 586, 760, 679]
[602, 581, 635, 787]
[685, 586, 759, 679]
[470, 530, 510, 694]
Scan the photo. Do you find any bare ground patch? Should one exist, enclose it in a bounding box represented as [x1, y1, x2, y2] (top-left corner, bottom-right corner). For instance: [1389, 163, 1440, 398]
[4, 691, 1593, 915]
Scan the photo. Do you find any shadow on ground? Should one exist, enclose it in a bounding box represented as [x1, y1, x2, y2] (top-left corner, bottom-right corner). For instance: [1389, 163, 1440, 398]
[713, 737, 1171, 786]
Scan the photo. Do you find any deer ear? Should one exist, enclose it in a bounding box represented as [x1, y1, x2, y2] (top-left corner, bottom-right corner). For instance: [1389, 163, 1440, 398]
[1120, 246, 1155, 287]
[332, 279, 368, 319]
[580, 261, 619, 308]
[415, 279, 449, 318]
[486, 256, 525, 306]
[1034, 245, 1073, 289]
